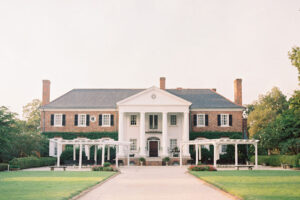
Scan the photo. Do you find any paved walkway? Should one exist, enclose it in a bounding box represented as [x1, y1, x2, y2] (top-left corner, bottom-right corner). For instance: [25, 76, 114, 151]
[78, 166, 233, 200]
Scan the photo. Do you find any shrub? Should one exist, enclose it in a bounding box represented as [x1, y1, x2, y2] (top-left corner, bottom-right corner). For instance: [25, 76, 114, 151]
[0, 163, 8, 171]
[188, 165, 217, 171]
[103, 162, 111, 167]
[139, 157, 146, 163]
[162, 157, 170, 162]
[9, 156, 56, 169]
[92, 165, 118, 172]
[250, 155, 299, 167]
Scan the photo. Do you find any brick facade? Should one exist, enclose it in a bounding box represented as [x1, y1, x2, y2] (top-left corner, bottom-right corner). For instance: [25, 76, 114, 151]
[42, 110, 118, 132]
[190, 110, 243, 132]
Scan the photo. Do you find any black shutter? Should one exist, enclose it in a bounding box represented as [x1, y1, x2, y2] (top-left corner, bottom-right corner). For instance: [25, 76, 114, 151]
[149, 115, 153, 129]
[110, 114, 114, 126]
[154, 115, 158, 129]
[74, 114, 78, 126]
[62, 114, 66, 126]
[51, 114, 54, 126]
[205, 114, 209, 126]
[193, 115, 197, 126]
[217, 115, 221, 126]
[99, 114, 102, 126]
[229, 115, 233, 126]
[86, 114, 90, 126]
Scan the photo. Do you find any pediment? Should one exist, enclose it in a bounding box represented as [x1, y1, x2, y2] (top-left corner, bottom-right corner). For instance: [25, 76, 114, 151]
[117, 86, 191, 106]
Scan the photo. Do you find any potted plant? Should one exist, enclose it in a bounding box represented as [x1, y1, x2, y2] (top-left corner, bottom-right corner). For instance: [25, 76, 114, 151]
[139, 157, 146, 166]
[163, 157, 170, 166]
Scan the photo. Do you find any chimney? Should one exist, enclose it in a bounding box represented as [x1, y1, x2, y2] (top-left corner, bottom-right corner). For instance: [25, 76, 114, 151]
[212, 88, 217, 92]
[160, 77, 166, 90]
[234, 79, 242, 106]
[42, 80, 50, 106]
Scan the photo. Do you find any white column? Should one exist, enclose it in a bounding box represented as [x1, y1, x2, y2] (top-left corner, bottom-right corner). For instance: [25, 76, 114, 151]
[199, 145, 201, 161]
[79, 144, 83, 169]
[57, 143, 61, 167]
[213, 144, 217, 167]
[94, 145, 97, 164]
[180, 144, 183, 167]
[162, 112, 168, 157]
[195, 144, 198, 165]
[139, 112, 146, 156]
[107, 146, 110, 161]
[116, 146, 119, 168]
[255, 143, 258, 168]
[73, 145, 76, 161]
[235, 144, 238, 166]
[85, 145, 90, 160]
[118, 112, 125, 157]
[182, 112, 190, 157]
[127, 146, 130, 166]
[102, 145, 105, 166]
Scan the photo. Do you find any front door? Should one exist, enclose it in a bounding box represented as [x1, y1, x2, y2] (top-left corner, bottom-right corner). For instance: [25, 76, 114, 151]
[149, 141, 158, 157]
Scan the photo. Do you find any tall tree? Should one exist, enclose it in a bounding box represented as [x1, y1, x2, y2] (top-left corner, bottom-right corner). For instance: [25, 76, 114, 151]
[288, 46, 300, 84]
[22, 99, 41, 132]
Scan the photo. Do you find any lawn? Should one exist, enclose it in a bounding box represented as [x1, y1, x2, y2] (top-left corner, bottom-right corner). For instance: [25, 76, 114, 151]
[0, 171, 115, 200]
[190, 170, 300, 200]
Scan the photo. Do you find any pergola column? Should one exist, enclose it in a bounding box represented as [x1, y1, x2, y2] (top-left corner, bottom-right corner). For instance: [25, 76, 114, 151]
[139, 112, 146, 156]
[107, 145, 110, 161]
[118, 112, 125, 157]
[102, 144, 106, 166]
[182, 112, 190, 156]
[79, 144, 83, 169]
[94, 145, 97, 164]
[56, 143, 62, 167]
[255, 143, 258, 168]
[73, 145, 76, 161]
[195, 144, 198, 165]
[199, 145, 201, 161]
[162, 112, 168, 156]
[213, 144, 217, 167]
[115, 146, 119, 168]
[235, 143, 238, 166]
[85, 145, 90, 160]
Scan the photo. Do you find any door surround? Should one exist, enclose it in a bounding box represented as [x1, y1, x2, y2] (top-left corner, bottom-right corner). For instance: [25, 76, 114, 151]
[147, 137, 160, 157]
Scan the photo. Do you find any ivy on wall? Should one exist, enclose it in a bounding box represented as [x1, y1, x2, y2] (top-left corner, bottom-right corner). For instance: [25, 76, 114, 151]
[42, 132, 118, 140]
[190, 132, 243, 140]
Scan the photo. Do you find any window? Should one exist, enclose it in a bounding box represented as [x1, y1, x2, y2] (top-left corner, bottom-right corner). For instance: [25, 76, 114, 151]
[102, 114, 111, 126]
[170, 115, 177, 126]
[221, 145, 227, 153]
[221, 114, 229, 126]
[54, 143, 57, 156]
[197, 114, 205, 127]
[149, 115, 158, 129]
[90, 116, 96, 122]
[130, 139, 137, 151]
[78, 114, 86, 127]
[54, 114, 62, 127]
[130, 115, 137, 126]
[170, 139, 177, 151]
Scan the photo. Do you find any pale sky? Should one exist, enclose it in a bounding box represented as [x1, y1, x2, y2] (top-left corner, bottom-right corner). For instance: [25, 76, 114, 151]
[0, 0, 299, 117]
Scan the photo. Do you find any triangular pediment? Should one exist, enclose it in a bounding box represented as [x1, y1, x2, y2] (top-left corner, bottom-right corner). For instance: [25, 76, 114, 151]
[117, 86, 192, 106]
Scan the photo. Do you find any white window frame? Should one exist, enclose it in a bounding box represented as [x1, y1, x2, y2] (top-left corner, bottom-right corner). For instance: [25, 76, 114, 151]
[54, 114, 63, 127]
[130, 139, 137, 151]
[197, 114, 205, 127]
[221, 114, 229, 127]
[130, 115, 137, 126]
[102, 114, 111, 127]
[170, 139, 177, 151]
[170, 115, 177, 126]
[78, 114, 87, 127]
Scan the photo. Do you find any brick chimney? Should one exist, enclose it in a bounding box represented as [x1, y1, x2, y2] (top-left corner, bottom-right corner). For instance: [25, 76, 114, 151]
[160, 77, 166, 90]
[42, 80, 50, 106]
[212, 88, 217, 92]
[234, 79, 242, 106]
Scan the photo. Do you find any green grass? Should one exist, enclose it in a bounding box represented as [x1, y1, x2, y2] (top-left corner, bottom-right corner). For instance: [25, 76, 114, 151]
[190, 170, 300, 200]
[0, 171, 115, 200]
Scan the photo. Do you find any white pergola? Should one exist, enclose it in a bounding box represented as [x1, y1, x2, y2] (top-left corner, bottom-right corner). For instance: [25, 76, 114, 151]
[50, 137, 131, 168]
[179, 138, 259, 168]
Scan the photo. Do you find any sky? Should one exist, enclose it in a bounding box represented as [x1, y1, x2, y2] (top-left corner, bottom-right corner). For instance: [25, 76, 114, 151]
[0, 0, 299, 118]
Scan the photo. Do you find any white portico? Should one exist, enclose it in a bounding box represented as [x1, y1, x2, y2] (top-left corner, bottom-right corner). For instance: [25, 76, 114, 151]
[117, 86, 192, 160]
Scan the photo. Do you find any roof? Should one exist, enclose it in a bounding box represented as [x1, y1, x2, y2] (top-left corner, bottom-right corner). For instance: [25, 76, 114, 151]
[41, 88, 244, 109]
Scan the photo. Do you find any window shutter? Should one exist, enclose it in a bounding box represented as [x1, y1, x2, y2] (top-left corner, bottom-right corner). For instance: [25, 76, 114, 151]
[193, 115, 197, 126]
[205, 114, 209, 126]
[110, 114, 114, 126]
[217, 115, 221, 126]
[154, 115, 158, 129]
[149, 115, 153, 128]
[86, 115, 90, 126]
[74, 114, 78, 126]
[229, 115, 233, 126]
[51, 114, 54, 126]
[62, 114, 66, 126]
[99, 114, 102, 126]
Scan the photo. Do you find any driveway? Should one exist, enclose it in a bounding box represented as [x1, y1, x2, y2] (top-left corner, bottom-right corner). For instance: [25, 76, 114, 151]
[78, 166, 233, 200]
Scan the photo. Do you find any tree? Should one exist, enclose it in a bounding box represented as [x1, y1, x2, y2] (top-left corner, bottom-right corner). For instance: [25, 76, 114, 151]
[22, 99, 41, 132]
[288, 46, 300, 84]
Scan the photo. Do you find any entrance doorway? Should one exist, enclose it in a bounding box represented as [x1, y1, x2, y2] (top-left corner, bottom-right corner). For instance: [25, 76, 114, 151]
[149, 141, 158, 157]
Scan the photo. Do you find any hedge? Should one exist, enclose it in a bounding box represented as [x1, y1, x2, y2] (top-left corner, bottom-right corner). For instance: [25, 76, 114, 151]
[190, 132, 243, 140]
[0, 163, 8, 171]
[250, 154, 300, 167]
[42, 132, 118, 140]
[9, 156, 57, 169]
